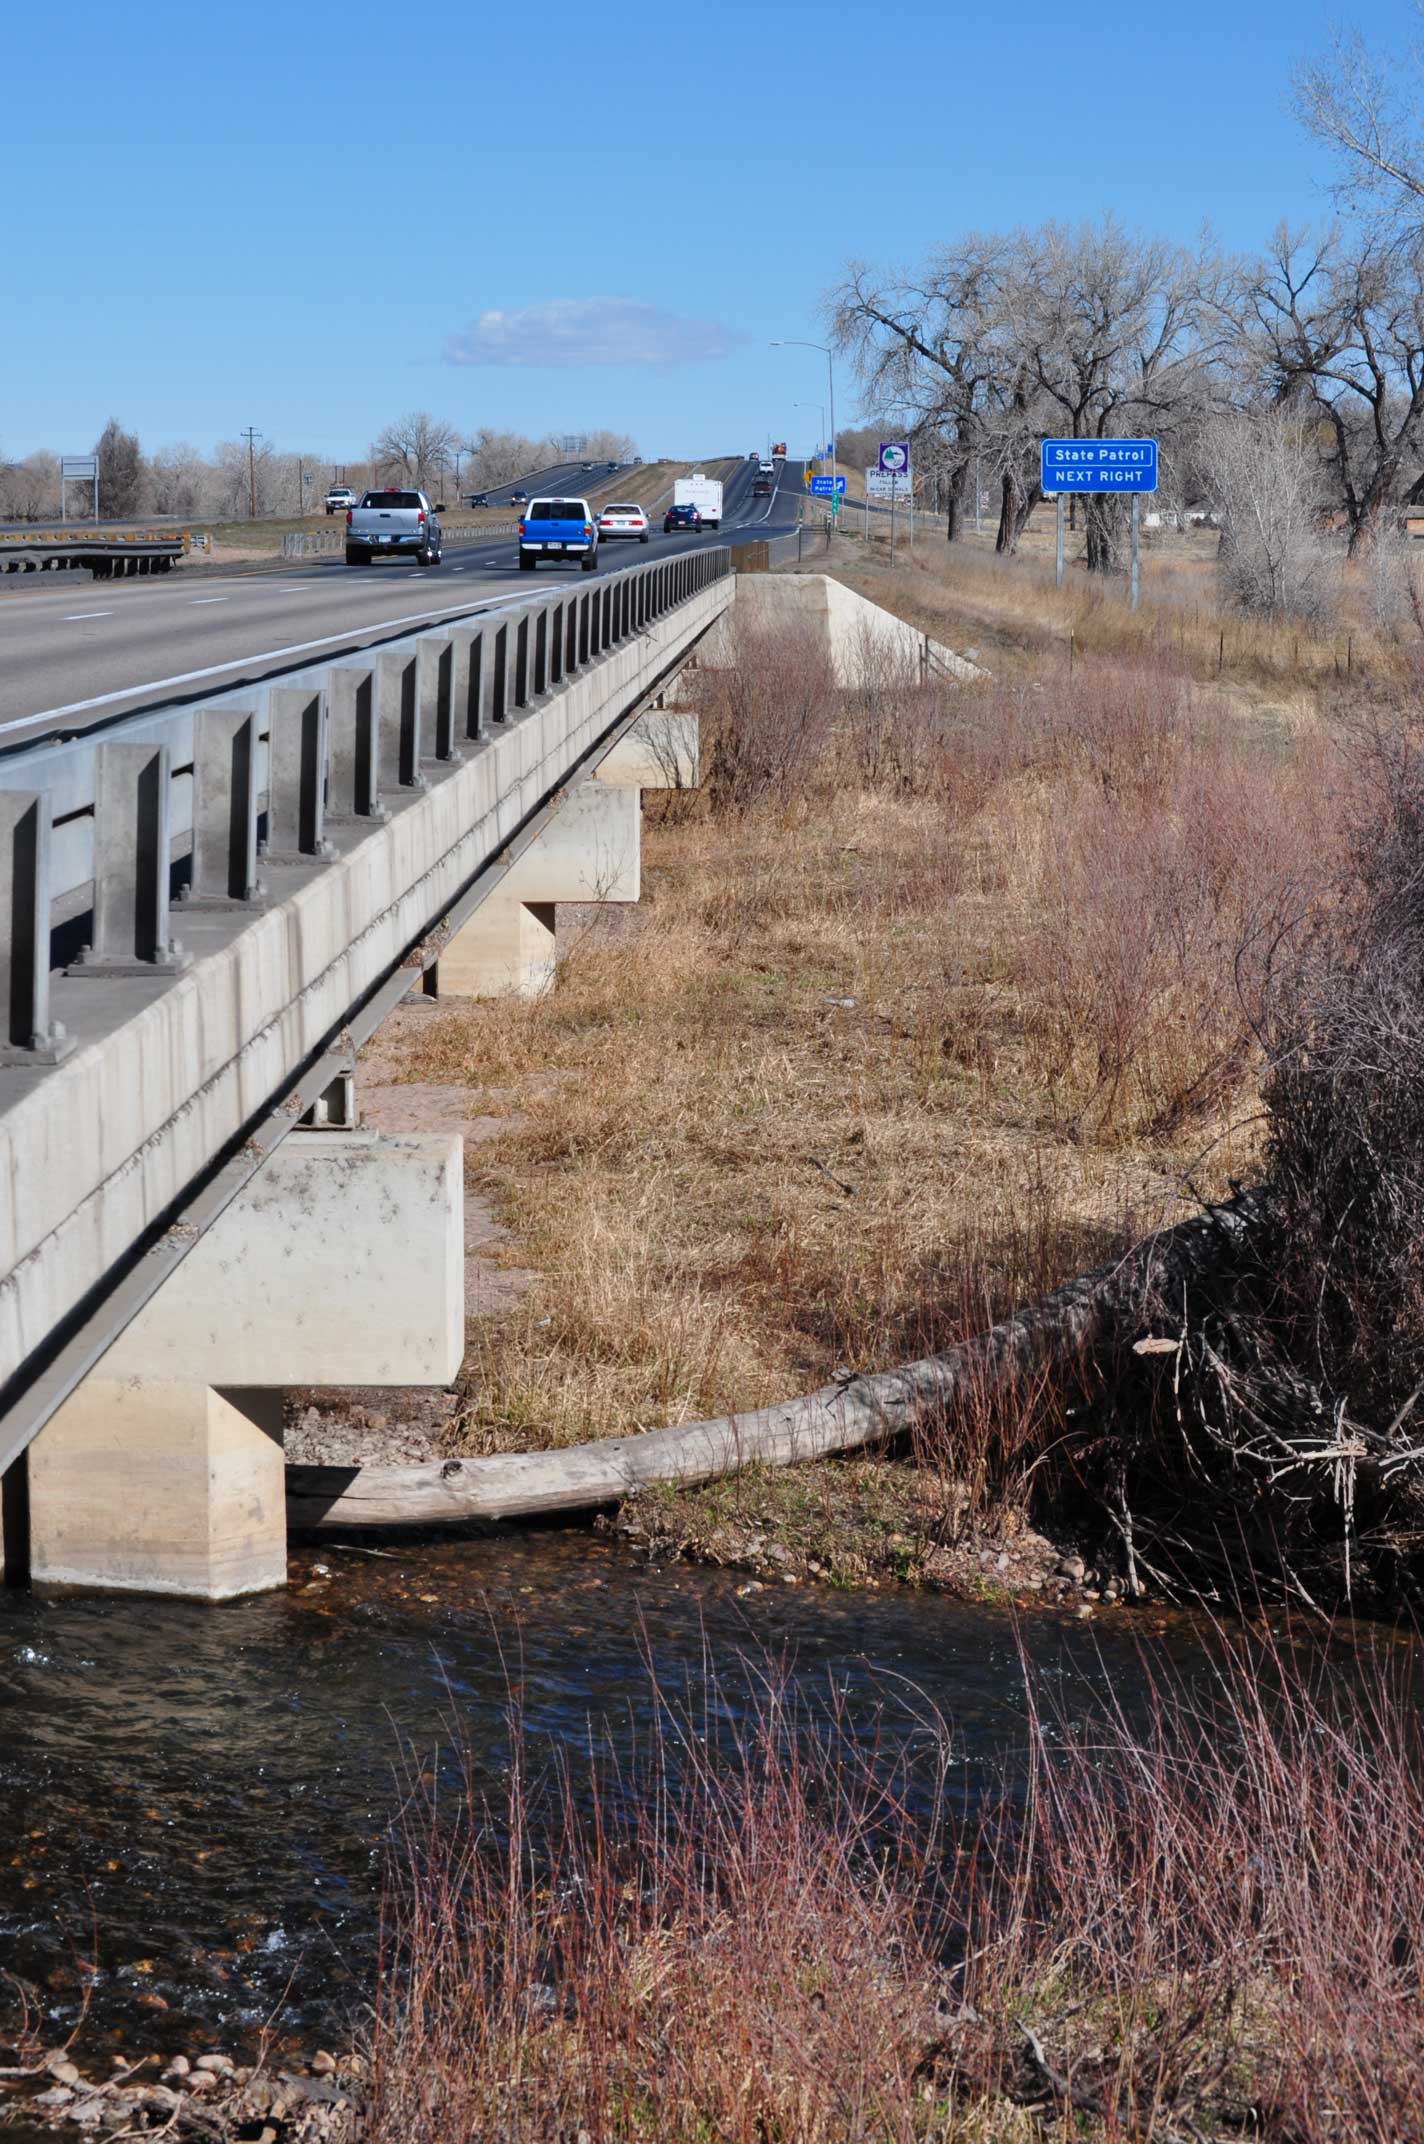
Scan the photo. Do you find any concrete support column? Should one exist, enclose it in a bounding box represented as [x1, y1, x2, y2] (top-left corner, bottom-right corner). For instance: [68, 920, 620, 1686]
[28, 1383, 286, 1600]
[22, 1131, 463, 1600]
[439, 778, 640, 1000]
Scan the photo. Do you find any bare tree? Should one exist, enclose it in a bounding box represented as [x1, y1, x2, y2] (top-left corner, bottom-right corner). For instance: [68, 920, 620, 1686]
[831, 219, 1217, 568]
[829, 235, 1011, 542]
[463, 428, 556, 488]
[1008, 220, 1215, 572]
[1197, 405, 1333, 615]
[0, 451, 59, 524]
[1296, 19, 1424, 220]
[375, 411, 459, 493]
[148, 442, 208, 517]
[1240, 223, 1424, 548]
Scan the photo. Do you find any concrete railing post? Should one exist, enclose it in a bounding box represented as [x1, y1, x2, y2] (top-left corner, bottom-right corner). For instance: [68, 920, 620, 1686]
[578, 590, 591, 666]
[565, 597, 578, 676]
[491, 622, 509, 722]
[0, 792, 71, 1064]
[375, 650, 427, 793]
[447, 623, 485, 744]
[549, 602, 564, 687]
[184, 708, 264, 904]
[534, 605, 550, 697]
[514, 614, 530, 708]
[326, 667, 383, 822]
[264, 685, 333, 862]
[418, 635, 461, 765]
[68, 742, 188, 977]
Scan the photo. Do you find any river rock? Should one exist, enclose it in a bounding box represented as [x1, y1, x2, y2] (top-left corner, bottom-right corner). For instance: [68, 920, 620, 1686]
[163, 2054, 190, 2076]
[34, 2084, 75, 2107]
[46, 2057, 80, 2085]
[1057, 1555, 1086, 1582]
[312, 2050, 338, 2074]
[195, 2052, 235, 2075]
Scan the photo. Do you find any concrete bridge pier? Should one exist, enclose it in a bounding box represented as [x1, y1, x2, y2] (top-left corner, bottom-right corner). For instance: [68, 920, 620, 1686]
[435, 708, 699, 1000]
[440, 777, 642, 998]
[16, 1131, 464, 1600]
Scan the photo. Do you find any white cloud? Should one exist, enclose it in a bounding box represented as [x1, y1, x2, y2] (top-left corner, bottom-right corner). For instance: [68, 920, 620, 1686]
[445, 296, 736, 369]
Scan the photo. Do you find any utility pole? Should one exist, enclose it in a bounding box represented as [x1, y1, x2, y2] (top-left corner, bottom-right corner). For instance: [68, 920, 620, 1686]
[240, 427, 262, 520]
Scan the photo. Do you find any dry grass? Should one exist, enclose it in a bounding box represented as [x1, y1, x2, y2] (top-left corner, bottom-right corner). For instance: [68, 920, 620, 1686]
[368, 1632, 1424, 2142]
[396, 613, 1340, 1497]
[823, 515, 1413, 705]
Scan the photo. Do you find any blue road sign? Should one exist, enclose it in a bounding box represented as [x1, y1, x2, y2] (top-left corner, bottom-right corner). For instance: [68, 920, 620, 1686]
[809, 475, 847, 495]
[878, 441, 910, 474]
[1040, 438, 1158, 493]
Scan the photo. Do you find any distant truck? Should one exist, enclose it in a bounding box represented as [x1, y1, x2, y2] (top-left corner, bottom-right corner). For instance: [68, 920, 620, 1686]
[325, 484, 357, 515]
[674, 474, 722, 529]
[345, 488, 442, 566]
[772, 441, 787, 458]
[518, 496, 599, 571]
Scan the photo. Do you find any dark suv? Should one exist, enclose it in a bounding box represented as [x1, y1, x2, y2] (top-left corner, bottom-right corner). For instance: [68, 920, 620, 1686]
[663, 502, 702, 533]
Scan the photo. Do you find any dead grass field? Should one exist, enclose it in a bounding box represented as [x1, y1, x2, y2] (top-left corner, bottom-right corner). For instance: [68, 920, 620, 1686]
[390, 587, 1345, 1558]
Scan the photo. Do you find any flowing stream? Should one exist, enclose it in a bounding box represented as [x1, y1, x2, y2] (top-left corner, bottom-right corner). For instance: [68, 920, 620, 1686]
[0, 1531, 1387, 2070]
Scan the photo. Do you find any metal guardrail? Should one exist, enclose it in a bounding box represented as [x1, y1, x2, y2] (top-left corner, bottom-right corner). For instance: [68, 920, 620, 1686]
[0, 543, 734, 1066]
[0, 525, 209, 577]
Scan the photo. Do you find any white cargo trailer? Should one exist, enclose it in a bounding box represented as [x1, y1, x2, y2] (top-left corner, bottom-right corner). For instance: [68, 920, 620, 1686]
[673, 473, 723, 528]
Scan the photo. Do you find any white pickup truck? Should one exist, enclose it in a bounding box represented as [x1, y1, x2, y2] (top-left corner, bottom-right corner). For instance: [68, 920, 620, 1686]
[344, 488, 443, 568]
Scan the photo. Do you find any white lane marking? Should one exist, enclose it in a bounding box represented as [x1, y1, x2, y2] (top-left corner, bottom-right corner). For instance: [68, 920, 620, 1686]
[6, 591, 546, 732]
[63, 610, 113, 621]
[189, 596, 230, 606]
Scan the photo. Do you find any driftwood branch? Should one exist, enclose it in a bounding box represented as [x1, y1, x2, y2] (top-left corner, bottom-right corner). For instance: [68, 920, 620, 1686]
[286, 1192, 1267, 1533]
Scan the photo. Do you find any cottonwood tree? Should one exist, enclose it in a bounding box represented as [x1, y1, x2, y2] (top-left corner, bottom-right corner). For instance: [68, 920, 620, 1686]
[1007, 221, 1216, 571]
[147, 442, 209, 517]
[831, 220, 1218, 567]
[1296, 18, 1424, 224]
[95, 418, 144, 518]
[829, 235, 1012, 542]
[463, 428, 561, 487]
[375, 411, 459, 492]
[1239, 224, 1424, 548]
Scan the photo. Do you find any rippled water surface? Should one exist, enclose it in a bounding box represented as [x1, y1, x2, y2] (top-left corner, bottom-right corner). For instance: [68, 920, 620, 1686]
[0, 1531, 1368, 2060]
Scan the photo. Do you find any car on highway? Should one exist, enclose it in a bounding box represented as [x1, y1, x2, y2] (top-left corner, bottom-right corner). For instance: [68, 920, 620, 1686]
[582, 462, 596, 472]
[753, 477, 773, 497]
[663, 502, 702, 533]
[519, 497, 599, 572]
[510, 490, 528, 503]
[597, 503, 650, 543]
[324, 485, 357, 515]
[465, 491, 490, 508]
[344, 488, 442, 567]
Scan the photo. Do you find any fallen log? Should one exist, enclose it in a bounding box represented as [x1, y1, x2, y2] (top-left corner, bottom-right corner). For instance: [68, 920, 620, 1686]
[286, 1190, 1267, 1532]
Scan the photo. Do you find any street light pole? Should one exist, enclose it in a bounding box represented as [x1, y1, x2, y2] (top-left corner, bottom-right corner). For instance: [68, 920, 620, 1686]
[773, 339, 837, 520]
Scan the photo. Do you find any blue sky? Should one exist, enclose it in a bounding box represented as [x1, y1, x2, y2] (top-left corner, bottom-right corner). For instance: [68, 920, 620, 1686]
[0, 0, 1366, 464]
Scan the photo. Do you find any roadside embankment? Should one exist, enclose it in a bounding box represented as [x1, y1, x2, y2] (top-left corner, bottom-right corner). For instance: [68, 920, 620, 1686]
[284, 562, 1356, 1609]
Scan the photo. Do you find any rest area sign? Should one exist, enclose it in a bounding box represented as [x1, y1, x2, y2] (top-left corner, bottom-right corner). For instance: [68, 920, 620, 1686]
[1040, 438, 1158, 493]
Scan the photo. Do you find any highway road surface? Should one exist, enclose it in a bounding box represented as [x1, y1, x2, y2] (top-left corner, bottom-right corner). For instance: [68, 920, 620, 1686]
[0, 460, 808, 743]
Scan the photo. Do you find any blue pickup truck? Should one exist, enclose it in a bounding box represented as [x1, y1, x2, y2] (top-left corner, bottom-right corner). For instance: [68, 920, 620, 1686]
[518, 496, 599, 572]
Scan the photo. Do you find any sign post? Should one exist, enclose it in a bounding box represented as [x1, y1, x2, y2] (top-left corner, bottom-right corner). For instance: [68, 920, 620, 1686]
[60, 454, 98, 525]
[879, 444, 909, 568]
[1039, 438, 1158, 610]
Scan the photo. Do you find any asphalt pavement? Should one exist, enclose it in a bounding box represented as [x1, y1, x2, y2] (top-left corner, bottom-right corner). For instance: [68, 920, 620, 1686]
[0, 461, 807, 741]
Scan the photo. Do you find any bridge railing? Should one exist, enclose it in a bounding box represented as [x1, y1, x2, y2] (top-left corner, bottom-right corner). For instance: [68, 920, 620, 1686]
[0, 544, 733, 1070]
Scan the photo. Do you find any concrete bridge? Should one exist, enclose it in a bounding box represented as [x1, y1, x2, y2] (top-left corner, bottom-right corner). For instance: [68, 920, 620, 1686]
[0, 547, 727, 1598]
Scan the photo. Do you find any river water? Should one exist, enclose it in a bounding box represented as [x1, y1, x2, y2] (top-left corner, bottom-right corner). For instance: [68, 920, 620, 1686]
[0, 1532, 1371, 2066]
